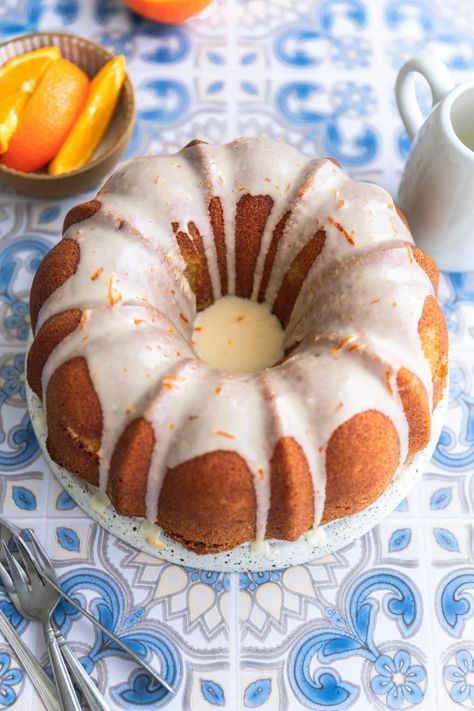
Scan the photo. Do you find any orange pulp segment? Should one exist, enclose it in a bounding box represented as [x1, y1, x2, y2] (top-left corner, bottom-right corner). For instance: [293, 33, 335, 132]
[0, 46, 61, 153]
[49, 55, 126, 175]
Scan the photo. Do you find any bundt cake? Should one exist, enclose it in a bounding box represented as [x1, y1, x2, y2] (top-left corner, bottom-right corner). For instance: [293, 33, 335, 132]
[27, 137, 448, 555]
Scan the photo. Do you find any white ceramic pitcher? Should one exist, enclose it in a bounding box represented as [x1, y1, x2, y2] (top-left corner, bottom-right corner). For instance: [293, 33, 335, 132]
[396, 53, 474, 272]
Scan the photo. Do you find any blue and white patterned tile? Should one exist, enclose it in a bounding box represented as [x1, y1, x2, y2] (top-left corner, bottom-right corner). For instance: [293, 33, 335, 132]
[0, 1, 472, 708]
[29, 522, 234, 710]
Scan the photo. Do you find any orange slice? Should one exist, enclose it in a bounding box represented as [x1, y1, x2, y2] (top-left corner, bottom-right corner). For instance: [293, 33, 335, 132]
[0, 46, 61, 153]
[1, 57, 90, 172]
[49, 55, 126, 176]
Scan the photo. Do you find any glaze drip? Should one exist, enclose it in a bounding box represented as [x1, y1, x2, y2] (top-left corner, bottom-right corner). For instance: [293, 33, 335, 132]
[35, 138, 436, 546]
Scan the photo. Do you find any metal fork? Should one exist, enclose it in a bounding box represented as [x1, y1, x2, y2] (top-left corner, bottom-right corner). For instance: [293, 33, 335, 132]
[0, 520, 173, 695]
[0, 608, 60, 711]
[0, 540, 81, 711]
[17, 528, 174, 694]
[11, 534, 109, 711]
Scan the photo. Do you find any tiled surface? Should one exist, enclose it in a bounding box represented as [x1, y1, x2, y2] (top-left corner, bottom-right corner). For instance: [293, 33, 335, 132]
[0, 0, 473, 708]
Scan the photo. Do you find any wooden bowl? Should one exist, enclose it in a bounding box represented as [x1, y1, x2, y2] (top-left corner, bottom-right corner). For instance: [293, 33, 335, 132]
[0, 32, 135, 198]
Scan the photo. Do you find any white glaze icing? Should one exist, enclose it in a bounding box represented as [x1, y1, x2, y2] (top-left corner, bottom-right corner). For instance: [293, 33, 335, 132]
[34, 137, 436, 547]
[193, 295, 284, 372]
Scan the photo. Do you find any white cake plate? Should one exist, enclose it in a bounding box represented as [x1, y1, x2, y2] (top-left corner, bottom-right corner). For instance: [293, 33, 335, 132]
[26, 377, 448, 573]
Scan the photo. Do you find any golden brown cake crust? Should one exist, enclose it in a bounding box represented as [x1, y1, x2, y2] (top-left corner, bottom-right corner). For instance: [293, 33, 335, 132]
[158, 450, 257, 553]
[397, 366, 430, 461]
[235, 194, 274, 298]
[209, 196, 228, 296]
[272, 229, 326, 327]
[321, 410, 400, 524]
[63, 199, 101, 235]
[29, 238, 80, 333]
[266, 437, 314, 540]
[45, 356, 102, 486]
[411, 245, 439, 293]
[172, 220, 213, 310]
[27, 309, 82, 398]
[108, 417, 154, 518]
[418, 295, 448, 409]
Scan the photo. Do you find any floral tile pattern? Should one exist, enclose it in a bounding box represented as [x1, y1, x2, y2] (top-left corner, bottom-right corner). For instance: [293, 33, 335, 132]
[0, 0, 472, 709]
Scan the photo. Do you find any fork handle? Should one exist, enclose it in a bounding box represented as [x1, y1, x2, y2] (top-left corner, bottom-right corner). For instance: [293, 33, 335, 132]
[45, 626, 82, 711]
[0, 612, 61, 711]
[54, 630, 110, 711]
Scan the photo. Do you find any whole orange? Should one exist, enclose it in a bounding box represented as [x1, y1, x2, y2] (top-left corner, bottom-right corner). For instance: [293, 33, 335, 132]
[1, 58, 90, 172]
[123, 0, 213, 24]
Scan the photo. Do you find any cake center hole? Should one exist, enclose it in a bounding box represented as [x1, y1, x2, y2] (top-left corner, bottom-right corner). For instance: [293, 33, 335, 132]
[192, 295, 285, 373]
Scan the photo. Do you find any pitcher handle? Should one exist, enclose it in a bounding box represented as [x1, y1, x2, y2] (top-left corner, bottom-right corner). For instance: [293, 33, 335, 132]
[396, 53, 455, 140]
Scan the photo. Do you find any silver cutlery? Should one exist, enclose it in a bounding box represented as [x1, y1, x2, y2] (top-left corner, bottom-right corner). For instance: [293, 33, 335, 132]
[1, 534, 110, 711]
[0, 540, 81, 711]
[0, 608, 61, 711]
[0, 519, 174, 696]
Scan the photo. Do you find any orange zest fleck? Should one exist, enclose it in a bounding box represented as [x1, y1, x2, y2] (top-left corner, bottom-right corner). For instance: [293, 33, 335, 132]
[318, 446, 324, 453]
[106, 276, 122, 306]
[179, 312, 189, 323]
[167, 327, 174, 334]
[387, 203, 394, 209]
[331, 335, 353, 355]
[385, 369, 393, 395]
[167, 423, 175, 432]
[194, 325, 203, 332]
[82, 335, 89, 343]
[161, 381, 174, 390]
[297, 176, 315, 198]
[338, 199, 345, 208]
[176, 350, 181, 357]
[125, 406, 134, 415]
[188, 415, 199, 421]
[215, 386, 222, 395]
[134, 318, 145, 325]
[90, 267, 103, 281]
[370, 298, 380, 305]
[328, 216, 355, 246]
[213, 429, 235, 440]
[166, 374, 185, 381]
[348, 343, 360, 352]
[264, 177, 271, 183]
[79, 310, 90, 330]
[257, 467, 264, 480]
[236, 315, 245, 322]
[404, 242, 414, 263]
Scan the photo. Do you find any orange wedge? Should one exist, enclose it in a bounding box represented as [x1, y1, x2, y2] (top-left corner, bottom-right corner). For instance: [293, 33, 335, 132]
[49, 55, 126, 175]
[1, 58, 90, 172]
[0, 46, 61, 153]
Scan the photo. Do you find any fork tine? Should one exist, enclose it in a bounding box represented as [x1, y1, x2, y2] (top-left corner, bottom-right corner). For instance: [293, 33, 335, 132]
[1, 541, 29, 591]
[14, 537, 41, 586]
[0, 559, 14, 596]
[23, 531, 56, 580]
